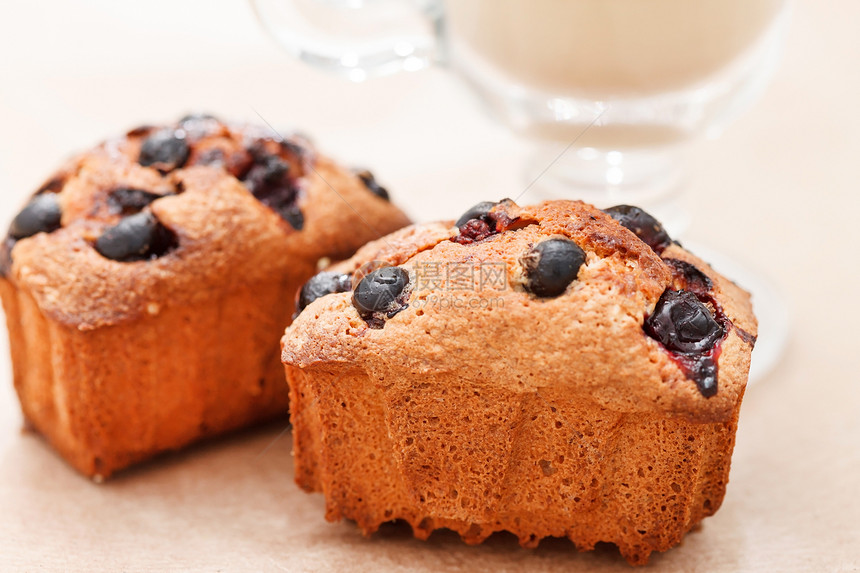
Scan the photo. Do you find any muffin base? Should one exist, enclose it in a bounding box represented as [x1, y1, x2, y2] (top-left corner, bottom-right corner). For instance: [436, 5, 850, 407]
[287, 364, 742, 566]
[1, 275, 293, 479]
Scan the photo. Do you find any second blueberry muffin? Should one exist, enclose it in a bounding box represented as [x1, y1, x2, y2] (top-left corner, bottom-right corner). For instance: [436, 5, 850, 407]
[0, 114, 410, 479]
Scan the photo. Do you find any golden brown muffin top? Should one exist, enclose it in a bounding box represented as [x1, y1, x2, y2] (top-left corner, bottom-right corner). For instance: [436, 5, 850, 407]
[1, 114, 410, 329]
[282, 200, 757, 423]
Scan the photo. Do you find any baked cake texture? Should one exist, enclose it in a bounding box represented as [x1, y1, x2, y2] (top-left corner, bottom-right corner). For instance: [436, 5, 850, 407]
[281, 199, 757, 565]
[0, 114, 410, 479]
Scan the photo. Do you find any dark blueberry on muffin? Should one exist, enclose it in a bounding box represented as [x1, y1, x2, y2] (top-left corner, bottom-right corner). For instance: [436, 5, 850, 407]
[355, 170, 390, 201]
[178, 113, 223, 139]
[245, 154, 290, 187]
[664, 258, 713, 296]
[257, 190, 304, 230]
[297, 271, 352, 316]
[94, 212, 177, 262]
[452, 201, 503, 244]
[138, 130, 190, 173]
[9, 193, 63, 240]
[604, 205, 672, 253]
[455, 201, 497, 228]
[108, 188, 165, 215]
[455, 219, 495, 243]
[521, 238, 586, 298]
[686, 357, 719, 398]
[353, 266, 410, 326]
[243, 153, 303, 230]
[644, 290, 724, 355]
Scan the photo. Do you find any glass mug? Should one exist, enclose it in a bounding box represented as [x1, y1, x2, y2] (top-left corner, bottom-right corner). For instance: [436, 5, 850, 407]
[252, 0, 790, 230]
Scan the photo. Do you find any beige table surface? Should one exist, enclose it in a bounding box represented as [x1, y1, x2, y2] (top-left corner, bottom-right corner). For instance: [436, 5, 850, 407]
[1, 1, 858, 571]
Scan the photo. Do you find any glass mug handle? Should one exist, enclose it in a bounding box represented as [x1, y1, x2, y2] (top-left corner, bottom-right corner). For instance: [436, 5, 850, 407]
[250, 0, 445, 81]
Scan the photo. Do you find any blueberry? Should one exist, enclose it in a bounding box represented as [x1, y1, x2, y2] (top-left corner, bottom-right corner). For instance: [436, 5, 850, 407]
[453, 198, 527, 243]
[245, 155, 289, 188]
[178, 113, 222, 139]
[663, 258, 712, 296]
[242, 153, 303, 230]
[644, 290, 724, 355]
[455, 201, 496, 228]
[604, 205, 672, 253]
[355, 170, 390, 201]
[108, 188, 164, 215]
[194, 148, 226, 167]
[522, 238, 586, 298]
[94, 212, 177, 262]
[275, 204, 304, 230]
[280, 138, 308, 159]
[296, 272, 352, 315]
[254, 187, 303, 230]
[9, 194, 62, 240]
[452, 201, 504, 244]
[179, 112, 217, 124]
[138, 130, 189, 173]
[353, 266, 409, 316]
[453, 219, 494, 244]
[686, 357, 719, 398]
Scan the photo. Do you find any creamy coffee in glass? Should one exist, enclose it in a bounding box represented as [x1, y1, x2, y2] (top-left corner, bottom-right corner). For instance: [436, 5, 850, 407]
[446, 0, 783, 98]
[444, 0, 785, 149]
[251, 0, 790, 206]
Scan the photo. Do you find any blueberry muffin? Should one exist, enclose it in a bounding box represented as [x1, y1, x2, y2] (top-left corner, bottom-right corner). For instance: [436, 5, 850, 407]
[281, 199, 756, 565]
[0, 114, 410, 479]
